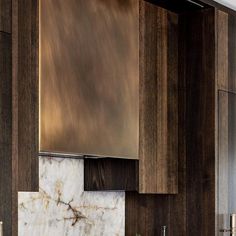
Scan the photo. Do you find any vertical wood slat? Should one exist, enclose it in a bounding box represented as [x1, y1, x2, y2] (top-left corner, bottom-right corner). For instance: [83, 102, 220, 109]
[125, 192, 170, 236]
[216, 10, 236, 94]
[216, 9, 236, 234]
[16, 0, 39, 191]
[217, 91, 229, 234]
[0, 0, 11, 33]
[139, 1, 178, 194]
[0, 33, 17, 236]
[228, 14, 236, 92]
[0, 1, 18, 235]
[216, 11, 228, 91]
[0, 0, 39, 234]
[215, 10, 228, 235]
[184, 9, 216, 236]
[126, 7, 216, 236]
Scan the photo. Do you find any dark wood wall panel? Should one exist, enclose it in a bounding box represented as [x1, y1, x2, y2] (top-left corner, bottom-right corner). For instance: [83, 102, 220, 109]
[139, 1, 178, 194]
[126, 7, 216, 236]
[0, 32, 17, 236]
[217, 91, 236, 234]
[216, 10, 228, 92]
[183, 8, 216, 236]
[217, 10, 236, 94]
[0, 0, 39, 234]
[216, 9, 236, 235]
[84, 158, 138, 191]
[126, 192, 170, 236]
[0, 0, 11, 33]
[17, 0, 39, 191]
[228, 14, 236, 92]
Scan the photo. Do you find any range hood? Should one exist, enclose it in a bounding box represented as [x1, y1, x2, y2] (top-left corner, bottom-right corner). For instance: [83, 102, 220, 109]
[39, 0, 139, 159]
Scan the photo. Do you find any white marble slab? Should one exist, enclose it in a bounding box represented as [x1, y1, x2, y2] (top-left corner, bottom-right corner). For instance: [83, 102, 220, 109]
[18, 157, 125, 236]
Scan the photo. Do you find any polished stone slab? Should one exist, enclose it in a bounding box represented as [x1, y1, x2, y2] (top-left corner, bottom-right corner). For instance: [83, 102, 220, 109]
[18, 157, 125, 236]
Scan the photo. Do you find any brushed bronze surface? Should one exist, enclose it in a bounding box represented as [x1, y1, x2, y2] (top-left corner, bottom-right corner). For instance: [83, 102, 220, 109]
[40, 0, 139, 158]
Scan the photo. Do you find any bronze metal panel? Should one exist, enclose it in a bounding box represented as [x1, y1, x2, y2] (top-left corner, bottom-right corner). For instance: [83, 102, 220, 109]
[40, 0, 139, 159]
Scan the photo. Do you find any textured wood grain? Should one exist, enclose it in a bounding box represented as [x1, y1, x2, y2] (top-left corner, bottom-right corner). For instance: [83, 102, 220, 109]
[139, 1, 178, 194]
[0, 32, 15, 236]
[126, 7, 216, 236]
[84, 158, 138, 191]
[184, 8, 216, 236]
[217, 91, 236, 234]
[216, 10, 236, 93]
[228, 14, 236, 92]
[0, 0, 11, 33]
[17, 0, 39, 191]
[217, 91, 229, 234]
[11, 1, 19, 235]
[216, 11, 228, 91]
[126, 192, 170, 236]
[216, 10, 236, 234]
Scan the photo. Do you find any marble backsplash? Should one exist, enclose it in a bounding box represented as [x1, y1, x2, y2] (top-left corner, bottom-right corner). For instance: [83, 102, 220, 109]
[18, 157, 125, 236]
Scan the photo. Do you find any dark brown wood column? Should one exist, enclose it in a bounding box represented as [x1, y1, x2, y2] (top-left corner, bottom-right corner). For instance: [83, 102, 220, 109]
[126, 6, 216, 236]
[0, 1, 18, 235]
[0, 0, 39, 235]
[139, 0, 178, 194]
[13, 0, 39, 192]
[0, 32, 17, 236]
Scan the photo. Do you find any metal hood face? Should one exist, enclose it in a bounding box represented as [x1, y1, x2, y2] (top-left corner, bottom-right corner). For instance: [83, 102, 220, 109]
[40, 0, 139, 159]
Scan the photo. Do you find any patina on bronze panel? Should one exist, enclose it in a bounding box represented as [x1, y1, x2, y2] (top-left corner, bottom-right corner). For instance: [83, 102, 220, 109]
[40, 0, 139, 158]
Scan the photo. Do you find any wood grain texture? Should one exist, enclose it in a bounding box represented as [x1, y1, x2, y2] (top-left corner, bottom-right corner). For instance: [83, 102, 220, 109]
[139, 1, 178, 194]
[217, 91, 229, 234]
[126, 192, 170, 236]
[11, 1, 19, 235]
[228, 14, 236, 92]
[0, 32, 16, 236]
[216, 10, 236, 234]
[183, 8, 216, 236]
[0, 0, 11, 33]
[216, 10, 236, 93]
[216, 10, 228, 91]
[126, 7, 216, 236]
[17, 0, 39, 191]
[84, 158, 138, 191]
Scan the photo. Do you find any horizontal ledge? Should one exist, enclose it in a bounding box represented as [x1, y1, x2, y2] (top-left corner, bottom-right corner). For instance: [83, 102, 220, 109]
[39, 151, 138, 160]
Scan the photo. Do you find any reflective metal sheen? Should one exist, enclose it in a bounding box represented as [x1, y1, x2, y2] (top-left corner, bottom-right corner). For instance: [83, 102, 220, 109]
[40, 0, 139, 159]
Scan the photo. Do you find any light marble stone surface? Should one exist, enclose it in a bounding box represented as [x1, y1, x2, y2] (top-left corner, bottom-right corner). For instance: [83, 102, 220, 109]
[18, 157, 125, 236]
